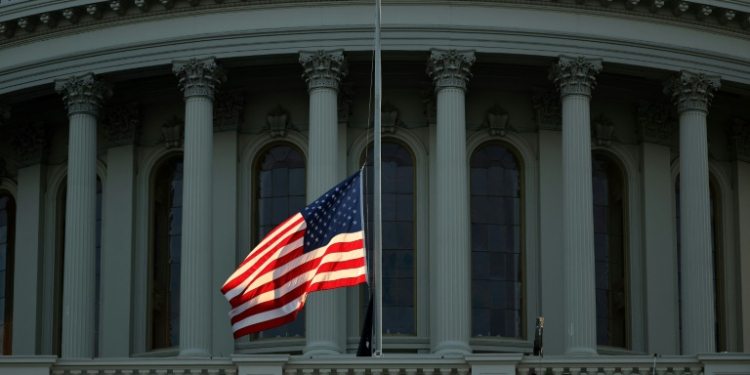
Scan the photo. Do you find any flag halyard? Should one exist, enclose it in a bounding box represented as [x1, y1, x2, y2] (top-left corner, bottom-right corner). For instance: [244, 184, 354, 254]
[222, 171, 367, 339]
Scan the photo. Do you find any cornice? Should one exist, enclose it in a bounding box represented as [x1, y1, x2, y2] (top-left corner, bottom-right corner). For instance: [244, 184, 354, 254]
[2, 0, 750, 47]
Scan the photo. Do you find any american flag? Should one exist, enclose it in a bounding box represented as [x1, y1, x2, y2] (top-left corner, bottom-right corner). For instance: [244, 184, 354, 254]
[222, 171, 367, 338]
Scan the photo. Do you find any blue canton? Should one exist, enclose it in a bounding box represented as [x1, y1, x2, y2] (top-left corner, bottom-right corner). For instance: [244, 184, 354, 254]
[300, 171, 363, 252]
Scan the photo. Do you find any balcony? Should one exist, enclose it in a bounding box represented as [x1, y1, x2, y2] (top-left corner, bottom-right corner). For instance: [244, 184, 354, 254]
[1, 354, 748, 375]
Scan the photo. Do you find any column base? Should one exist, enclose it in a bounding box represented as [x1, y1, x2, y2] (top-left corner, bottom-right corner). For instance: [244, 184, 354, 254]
[303, 342, 342, 356]
[179, 348, 211, 357]
[564, 347, 598, 356]
[432, 340, 472, 357]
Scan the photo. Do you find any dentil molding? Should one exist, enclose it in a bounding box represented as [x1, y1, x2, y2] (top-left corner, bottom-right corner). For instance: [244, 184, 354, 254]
[299, 49, 348, 92]
[172, 57, 227, 100]
[54, 73, 112, 117]
[548, 55, 603, 97]
[663, 70, 721, 113]
[426, 49, 475, 91]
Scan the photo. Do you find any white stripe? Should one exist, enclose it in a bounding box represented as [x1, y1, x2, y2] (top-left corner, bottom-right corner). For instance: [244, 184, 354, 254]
[241, 231, 365, 294]
[223, 213, 305, 287]
[230, 266, 367, 332]
[223, 222, 307, 301]
[228, 246, 366, 319]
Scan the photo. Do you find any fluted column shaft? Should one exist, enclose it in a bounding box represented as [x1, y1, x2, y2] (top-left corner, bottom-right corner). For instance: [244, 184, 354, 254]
[173, 58, 226, 357]
[299, 50, 347, 355]
[549, 56, 602, 356]
[426, 49, 475, 355]
[55, 74, 111, 358]
[665, 70, 721, 354]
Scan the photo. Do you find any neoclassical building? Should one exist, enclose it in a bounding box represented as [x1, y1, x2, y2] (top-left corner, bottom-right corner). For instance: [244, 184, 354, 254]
[0, 0, 749, 374]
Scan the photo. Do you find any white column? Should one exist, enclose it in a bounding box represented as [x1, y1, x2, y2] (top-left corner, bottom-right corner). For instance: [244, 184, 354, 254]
[299, 49, 348, 355]
[549, 56, 602, 356]
[173, 57, 226, 357]
[426, 49, 475, 355]
[664, 71, 721, 355]
[11, 159, 47, 355]
[212, 127, 239, 358]
[99, 105, 138, 357]
[55, 74, 111, 358]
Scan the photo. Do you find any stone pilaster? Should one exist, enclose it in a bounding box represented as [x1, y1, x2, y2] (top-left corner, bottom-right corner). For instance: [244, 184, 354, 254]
[299, 49, 347, 355]
[426, 49, 475, 355]
[173, 57, 226, 357]
[664, 70, 721, 355]
[55, 73, 111, 358]
[549, 55, 602, 356]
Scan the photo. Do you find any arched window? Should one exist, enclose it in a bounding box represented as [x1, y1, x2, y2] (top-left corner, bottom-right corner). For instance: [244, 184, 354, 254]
[254, 144, 306, 339]
[150, 156, 183, 350]
[470, 143, 523, 338]
[0, 191, 15, 355]
[54, 177, 104, 355]
[592, 152, 628, 348]
[675, 175, 723, 352]
[362, 142, 416, 335]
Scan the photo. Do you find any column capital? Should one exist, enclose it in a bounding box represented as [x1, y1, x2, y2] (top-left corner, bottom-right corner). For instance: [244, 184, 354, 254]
[173, 57, 226, 100]
[299, 50, 348, 91]
[426, 49, 475, 91]
[663, 70, 721, 113]
[728, 118, 750, 163]
[103, 103, 140, 146]
[548, 56, 602, 97]
[55, 73, 112, 117]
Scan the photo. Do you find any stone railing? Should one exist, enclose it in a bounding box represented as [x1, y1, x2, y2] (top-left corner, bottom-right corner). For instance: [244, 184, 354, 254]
[0, 353, 748, 375]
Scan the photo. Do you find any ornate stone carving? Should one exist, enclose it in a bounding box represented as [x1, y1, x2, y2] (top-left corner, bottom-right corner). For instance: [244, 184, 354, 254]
[635, 100, 675, 144]
[135, 0, 151, 12]
[266, 106, 294, 138]
[548, 56, 603, 97]
[62, 9, 81, 24]
[380, 101, 403, 134]
[483, 104, 512, 137]
[720, 10, 735, 24]
[86, 4, 103, 19]
[426, 49, 475, 91]
[592, 114, 616, 146]
[162, 115, 184, 149]
[599, 0, 614, 7]
[0, 22, 15, 38]
[12, 122, 49, 166]
[625, 0, 640, 10]
[338, 85, 354, 125]
[663, 70, 721, 113]
[0, 104, 10, 129]
[727, 118, 750, 163]
[172, 57, 226, 100]
[673, 1, 689, 17]
[17, 17, 36, 32]
[213, 93, 244, 132]
[532, 90, 562, 131]
[649, 0, 665, 13]
[696, 5, 712, 20]
[40, 13, 58, 28]
[103, 103, 140, 144]
[55, 73, 112, 117]
[299, 50, 348, 91]
[159, 0, 175, 9]
[109, 0, 129, 15]
[421, 86, 437, 125]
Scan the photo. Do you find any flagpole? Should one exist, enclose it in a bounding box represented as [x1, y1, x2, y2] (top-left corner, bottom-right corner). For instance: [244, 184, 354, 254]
[372, 0, 383, 358]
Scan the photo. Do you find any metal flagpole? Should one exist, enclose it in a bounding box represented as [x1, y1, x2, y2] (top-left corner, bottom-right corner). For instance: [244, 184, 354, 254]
[372, 0, 383, 358]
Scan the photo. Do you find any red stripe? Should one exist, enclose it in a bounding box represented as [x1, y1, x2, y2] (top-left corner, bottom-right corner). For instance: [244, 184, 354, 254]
[309, 274, 367, 292]
[240, 215, 304, 266]
[222, 227, 306, 298]
[236, 241, 365, 304]
[229, 258, 366, 325]
[233, 310, 300, 338]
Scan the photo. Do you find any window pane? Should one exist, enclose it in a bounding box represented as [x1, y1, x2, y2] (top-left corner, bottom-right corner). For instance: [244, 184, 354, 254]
[254, 145, 306, 339]
[151, 156, 184, 350]
[592, 152, 628, 348]
[470, 144, 523, 338]
[362, 142, 416, 335]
